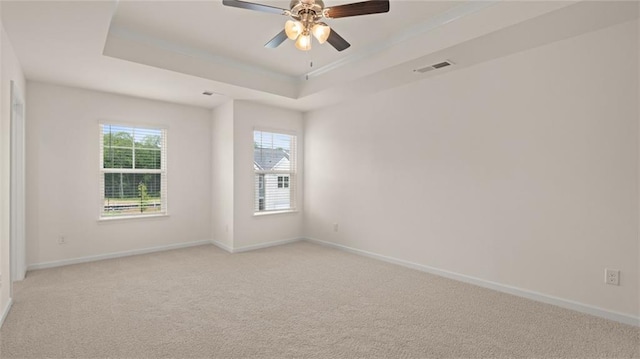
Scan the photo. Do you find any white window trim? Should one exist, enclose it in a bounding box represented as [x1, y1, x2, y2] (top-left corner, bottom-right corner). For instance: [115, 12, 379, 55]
[98, 213, 170, 222]
[98, 123, 168, 220]
[253, 209, 299, 217]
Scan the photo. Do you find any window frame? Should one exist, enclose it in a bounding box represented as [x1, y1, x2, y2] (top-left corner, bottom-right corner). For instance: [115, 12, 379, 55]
[253, 128, 297, 215]
[98, 123, 168, 220]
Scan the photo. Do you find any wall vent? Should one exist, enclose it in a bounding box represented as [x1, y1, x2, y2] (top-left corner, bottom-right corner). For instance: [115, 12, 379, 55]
[414, 60, 454, 74]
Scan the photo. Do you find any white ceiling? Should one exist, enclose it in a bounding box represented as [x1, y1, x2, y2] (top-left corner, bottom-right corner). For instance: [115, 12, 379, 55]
[111, 1, 460, 77]
[2, 1, 638, 111]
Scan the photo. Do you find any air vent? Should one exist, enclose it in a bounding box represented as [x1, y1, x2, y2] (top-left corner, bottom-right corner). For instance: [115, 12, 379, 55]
[432, 61, 451, 69]
[202, 91, 215, 96]
[414, 66, 435, 74]
[414, 60, 454, 74]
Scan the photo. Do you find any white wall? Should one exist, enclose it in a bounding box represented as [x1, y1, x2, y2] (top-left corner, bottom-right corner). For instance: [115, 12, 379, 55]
[0, 12, 3, 315]
[26, 82, 212, 266]
[0, 22, 25, 320]
[637, 5, 640, 317]
[304, 20, 639, 318]
[233, 101, 303, 249]
[211, 100, 234, 249]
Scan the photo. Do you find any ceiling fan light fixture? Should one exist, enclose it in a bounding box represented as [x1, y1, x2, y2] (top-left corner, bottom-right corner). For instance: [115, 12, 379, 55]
[223, 0, 391, 52]
[295, 33, 312, 51]
[285, 20, 303, 40]
[311, 22, 330, 44]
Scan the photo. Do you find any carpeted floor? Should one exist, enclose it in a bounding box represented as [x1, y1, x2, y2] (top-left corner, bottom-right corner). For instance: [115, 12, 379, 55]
[0, 241, 638, 358]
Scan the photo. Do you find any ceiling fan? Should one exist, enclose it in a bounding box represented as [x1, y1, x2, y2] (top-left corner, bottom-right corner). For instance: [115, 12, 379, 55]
[222, 0, 390, 52]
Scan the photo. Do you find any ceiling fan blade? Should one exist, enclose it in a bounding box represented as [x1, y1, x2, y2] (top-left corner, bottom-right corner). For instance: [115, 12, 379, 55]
[265, 30, 288, 48]
[222, 0, 288, 15]
[324, 0, 389, 19]
[326, 29, 351, 52]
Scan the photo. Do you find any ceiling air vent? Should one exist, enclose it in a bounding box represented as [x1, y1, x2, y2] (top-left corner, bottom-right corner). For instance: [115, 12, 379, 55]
[414, 60, 454, 74]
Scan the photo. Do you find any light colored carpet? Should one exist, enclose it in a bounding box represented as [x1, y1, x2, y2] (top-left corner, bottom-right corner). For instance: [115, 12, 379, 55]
[0, 241, 638, 358]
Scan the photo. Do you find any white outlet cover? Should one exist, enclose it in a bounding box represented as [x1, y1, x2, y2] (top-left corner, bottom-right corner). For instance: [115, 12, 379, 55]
[605, 269, 620, 285]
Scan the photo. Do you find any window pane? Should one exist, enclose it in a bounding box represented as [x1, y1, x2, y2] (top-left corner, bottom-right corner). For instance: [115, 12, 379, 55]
[103, 173, 162, 216]
[134, 129, 162, 149]
[256, 174, 291, 210]
[254, 132, 292, 172]
[135, 148, 161, 169]
[103, 126, 163, 170]
[104, 147, 133, 169]
[103, 126, 134, 147]
[103, 125, 134, 169]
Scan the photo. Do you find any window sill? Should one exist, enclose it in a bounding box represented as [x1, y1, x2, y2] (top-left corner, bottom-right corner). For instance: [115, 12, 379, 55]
[98, 213, 169, 222]
[253, 210, 299, 217]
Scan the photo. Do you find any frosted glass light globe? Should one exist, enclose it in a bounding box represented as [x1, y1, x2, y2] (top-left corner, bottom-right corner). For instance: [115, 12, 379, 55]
[285, 20, 303, 40]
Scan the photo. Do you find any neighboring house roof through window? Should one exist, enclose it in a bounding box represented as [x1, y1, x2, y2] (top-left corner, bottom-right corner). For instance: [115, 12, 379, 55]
[254, 148, 290, 171]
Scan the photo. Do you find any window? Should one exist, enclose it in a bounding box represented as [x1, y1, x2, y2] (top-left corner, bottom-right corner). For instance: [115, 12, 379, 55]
[99, 124, 167, 218]
[254, 130, 296, 213]
[277, 176, 289, 189]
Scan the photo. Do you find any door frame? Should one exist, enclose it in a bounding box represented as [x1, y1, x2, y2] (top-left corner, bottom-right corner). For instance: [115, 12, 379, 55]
[10, 80, 26, 282]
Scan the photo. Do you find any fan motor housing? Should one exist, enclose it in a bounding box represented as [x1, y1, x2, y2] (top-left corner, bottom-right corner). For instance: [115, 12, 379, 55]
[290, 0, 324, 18]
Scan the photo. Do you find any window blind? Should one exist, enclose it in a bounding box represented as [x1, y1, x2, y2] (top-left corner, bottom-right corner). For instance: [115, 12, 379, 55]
[253, 130, 296, 213]
[99, 124, 167, 218]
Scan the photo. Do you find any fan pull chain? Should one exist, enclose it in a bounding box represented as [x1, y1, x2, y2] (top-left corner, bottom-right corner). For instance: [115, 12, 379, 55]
[305, 53, 313, 81]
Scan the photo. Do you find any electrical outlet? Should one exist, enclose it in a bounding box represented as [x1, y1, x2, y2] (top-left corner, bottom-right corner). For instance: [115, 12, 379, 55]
[333, 223, 339, 232]
[58, 235, 66, 245]
[605, 269, 620, 285]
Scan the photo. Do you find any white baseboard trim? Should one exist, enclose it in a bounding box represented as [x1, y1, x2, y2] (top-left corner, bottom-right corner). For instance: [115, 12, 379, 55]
[210, 237, 303, 253]
[210, 239, 233, 253]
[305, 237, 640, 327]
[0, 298, 13, 329]
[232, 237, 302, 253]
[27, 240, 212, 271]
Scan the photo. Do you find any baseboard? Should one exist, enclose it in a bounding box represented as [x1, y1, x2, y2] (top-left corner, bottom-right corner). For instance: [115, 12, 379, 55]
[210, 238, 303, 253]
[233, 238, 302, 253]
[305, 237, 640, 327]
[27, 237, 303, 271]
[27, 240, 212, 271]
[210, 239, 233, 253]
[0, 298, 13, 329]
